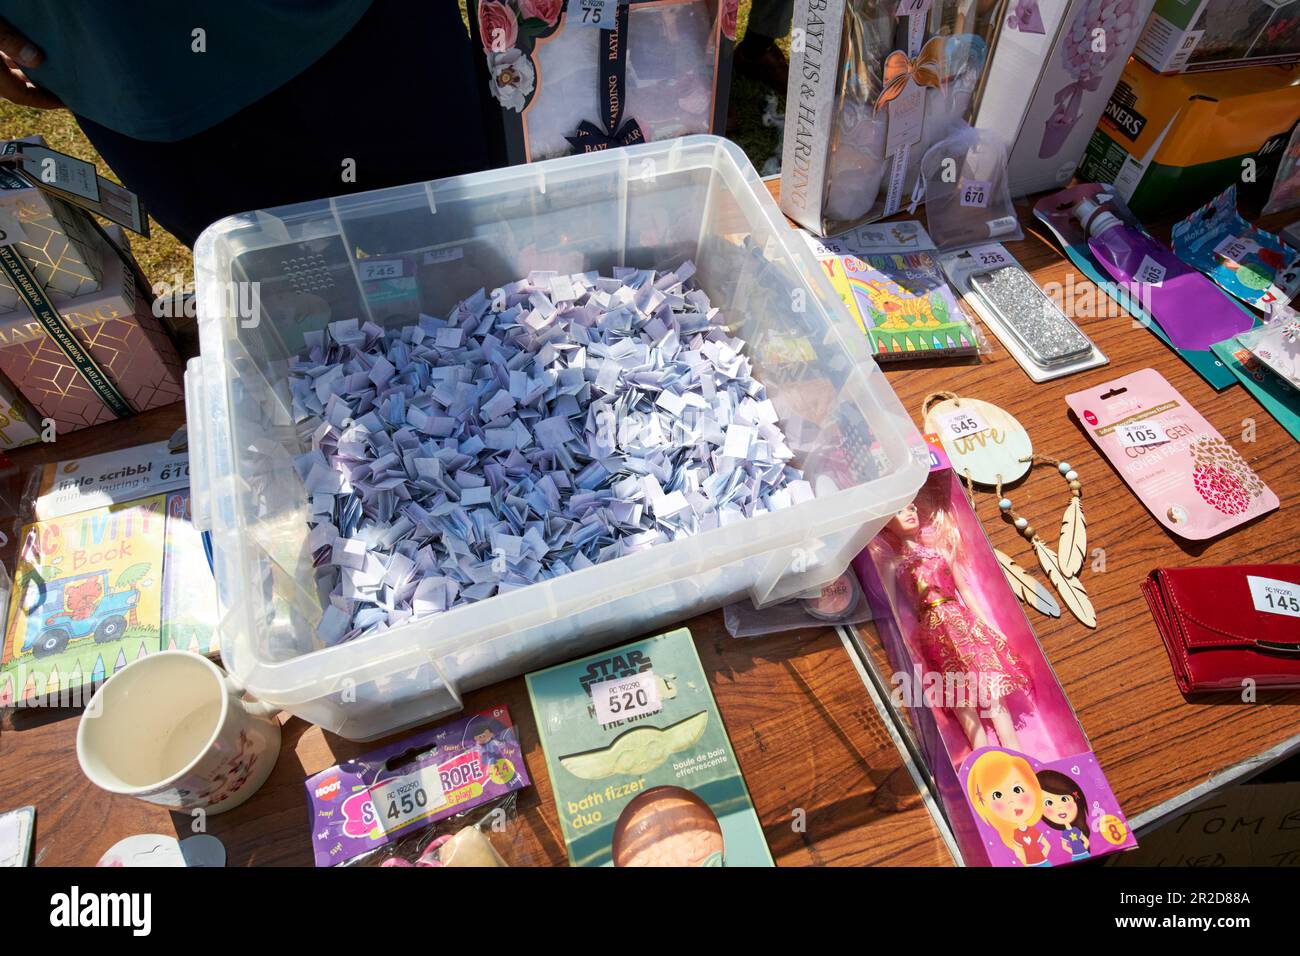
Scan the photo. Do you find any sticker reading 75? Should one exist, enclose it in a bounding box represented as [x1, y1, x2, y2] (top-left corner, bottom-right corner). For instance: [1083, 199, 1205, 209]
[590, 671, 662, 726]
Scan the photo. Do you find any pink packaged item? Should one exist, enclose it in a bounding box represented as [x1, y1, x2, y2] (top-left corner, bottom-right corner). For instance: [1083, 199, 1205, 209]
[853, 438, 1136, 867]
[1066, 369, 1278, 541]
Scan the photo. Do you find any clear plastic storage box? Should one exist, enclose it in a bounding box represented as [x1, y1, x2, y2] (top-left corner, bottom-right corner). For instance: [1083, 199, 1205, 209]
[187, 136, 926, 740]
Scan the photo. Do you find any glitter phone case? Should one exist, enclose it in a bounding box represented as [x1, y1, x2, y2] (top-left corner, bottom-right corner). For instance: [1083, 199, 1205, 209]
[970, 264, 1092, 367]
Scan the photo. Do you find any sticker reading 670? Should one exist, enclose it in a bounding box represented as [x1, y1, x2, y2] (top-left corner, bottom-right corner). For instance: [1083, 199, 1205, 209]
[591, 671, 662, 726]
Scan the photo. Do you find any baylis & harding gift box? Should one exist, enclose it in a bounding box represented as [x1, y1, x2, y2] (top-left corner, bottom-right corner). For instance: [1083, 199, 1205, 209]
[469, 0, 735, 165]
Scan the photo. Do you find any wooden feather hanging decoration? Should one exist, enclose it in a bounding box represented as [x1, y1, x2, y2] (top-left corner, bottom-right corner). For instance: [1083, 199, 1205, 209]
[1032, 538, 1097, 629]
[1057, 496, 1087, 578]
[995, 548, 1061, 618]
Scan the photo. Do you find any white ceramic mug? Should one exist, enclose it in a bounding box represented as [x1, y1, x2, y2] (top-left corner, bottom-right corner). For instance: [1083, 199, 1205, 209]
[77, 651, 281, 814]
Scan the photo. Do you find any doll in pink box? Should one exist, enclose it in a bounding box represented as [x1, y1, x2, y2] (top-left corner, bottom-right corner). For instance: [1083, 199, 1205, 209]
[872, 487, 1033, 751]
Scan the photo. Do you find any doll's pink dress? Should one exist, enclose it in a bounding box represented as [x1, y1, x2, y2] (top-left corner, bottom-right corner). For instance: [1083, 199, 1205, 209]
[896, 544, 1031, 700]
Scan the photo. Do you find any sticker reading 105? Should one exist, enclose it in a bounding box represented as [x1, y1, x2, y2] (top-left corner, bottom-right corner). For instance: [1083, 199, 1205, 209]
[1116, 419, 1167, 448]
[591, 671, 662, 726]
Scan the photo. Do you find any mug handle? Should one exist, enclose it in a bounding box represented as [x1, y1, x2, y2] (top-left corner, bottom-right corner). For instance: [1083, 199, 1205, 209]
[223, 674, 281, 719]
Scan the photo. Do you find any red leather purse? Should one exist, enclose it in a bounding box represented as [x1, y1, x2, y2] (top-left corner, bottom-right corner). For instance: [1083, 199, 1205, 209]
[1141, 565, 1300, 694]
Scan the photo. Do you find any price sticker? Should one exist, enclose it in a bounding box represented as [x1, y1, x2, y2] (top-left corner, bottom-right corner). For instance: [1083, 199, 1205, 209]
[895, 0, 933, 15]
[369, 765, 446, 834]
[939, 408, 990, 440]
[590, 671, 661, 726]
[969, 244, 1013, 270]
[1116, 419, 1167, 447]
[1135, 255, 1166, 287]
[959, 179, 990, 208]
[358, 258, 404, 281]
[576, 0, 617, 28]
[1247, 575, 1300, 619]
[1213, 234, 1260, 264]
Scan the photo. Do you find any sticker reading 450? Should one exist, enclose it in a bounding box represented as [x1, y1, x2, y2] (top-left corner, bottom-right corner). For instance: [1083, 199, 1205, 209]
[370, 765, 447, 835]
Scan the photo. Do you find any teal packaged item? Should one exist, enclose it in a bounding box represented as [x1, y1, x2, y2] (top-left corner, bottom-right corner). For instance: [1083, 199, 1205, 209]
[526, 627, 772, 867]
[1172, 185, 1300, 316]
[1033, 184, 1254, 391]
[1211, 338, 1300, 444]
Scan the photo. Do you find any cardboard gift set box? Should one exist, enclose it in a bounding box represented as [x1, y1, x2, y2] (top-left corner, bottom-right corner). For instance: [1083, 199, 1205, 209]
[469, 0, 734, 165]
[973, 0, 1157, 198]
[1078, 59, 1300, 218]
[781, 0, 1003, 236]
[1135, 0, 1300, 74]
[0, 228, 184, 435]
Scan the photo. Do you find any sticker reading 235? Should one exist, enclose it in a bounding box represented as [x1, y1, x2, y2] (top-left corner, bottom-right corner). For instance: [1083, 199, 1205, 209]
[590, 671, 662, 726]
[370, 765, 446, 834]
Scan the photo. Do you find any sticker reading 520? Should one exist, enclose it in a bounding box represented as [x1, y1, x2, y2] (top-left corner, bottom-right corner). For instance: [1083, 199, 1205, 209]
[590, 671, 662, 726]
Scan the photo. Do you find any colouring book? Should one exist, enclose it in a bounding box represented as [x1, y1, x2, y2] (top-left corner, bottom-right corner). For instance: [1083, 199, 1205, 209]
[1, 494, 166, 707]
[802, 229, 978, 361]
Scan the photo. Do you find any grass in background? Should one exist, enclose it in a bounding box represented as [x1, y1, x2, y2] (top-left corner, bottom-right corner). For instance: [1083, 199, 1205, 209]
[0, 2, 784, 291]
[0, 104, 190, 286]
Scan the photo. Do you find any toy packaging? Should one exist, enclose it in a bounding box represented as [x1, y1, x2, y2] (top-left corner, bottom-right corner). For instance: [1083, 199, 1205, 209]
[305, 704, 531, 866]
[781, 0, 1000, 236]
[973, 0, 1157, 197]
[1079, 60, 1300, 219]
[526, 627, 772, 866]
[1135, 0, 1300, 73]
[800, 226, 981, 361]
[1235, 317, 1300, 390]
[1033, 183, 1256, 390]
[940, 243, 1107, 382]
[1211, 335, 1300, 443]
[468, 0, 734, 165]
[1171, 184, 1300, 315]
[724, 569, 872, 638]
[1065, 368, 1279, 540]
[851, 437, 1135, 867]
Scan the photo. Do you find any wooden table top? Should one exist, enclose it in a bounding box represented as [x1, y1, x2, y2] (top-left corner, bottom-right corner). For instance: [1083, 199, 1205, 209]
[1, 178, 1296, 867]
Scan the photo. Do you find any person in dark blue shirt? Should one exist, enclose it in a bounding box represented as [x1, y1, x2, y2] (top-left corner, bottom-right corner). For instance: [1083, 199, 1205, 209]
[0, 2, 492, 245]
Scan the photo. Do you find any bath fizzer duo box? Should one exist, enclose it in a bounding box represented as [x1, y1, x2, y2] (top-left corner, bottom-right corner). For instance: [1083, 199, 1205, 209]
[527, 627, 772, 867]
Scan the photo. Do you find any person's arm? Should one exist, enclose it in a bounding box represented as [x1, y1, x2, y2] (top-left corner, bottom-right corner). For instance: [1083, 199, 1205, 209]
[0, 18, 60, 108]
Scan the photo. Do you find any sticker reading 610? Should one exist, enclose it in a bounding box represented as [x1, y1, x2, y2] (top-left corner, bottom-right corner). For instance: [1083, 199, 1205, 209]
[590, 671, 662, 726]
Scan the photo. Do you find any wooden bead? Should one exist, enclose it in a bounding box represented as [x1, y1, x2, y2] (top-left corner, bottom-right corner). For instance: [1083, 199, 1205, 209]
[1021, 525, 1035, 538]
[1069, 480, 1081, 491]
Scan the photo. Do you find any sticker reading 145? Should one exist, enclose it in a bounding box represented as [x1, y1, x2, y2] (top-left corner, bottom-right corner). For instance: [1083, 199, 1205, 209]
[370, 765, 446, 834]
[1247, 575, 1300, 619]
[590, 671, 662, 726]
